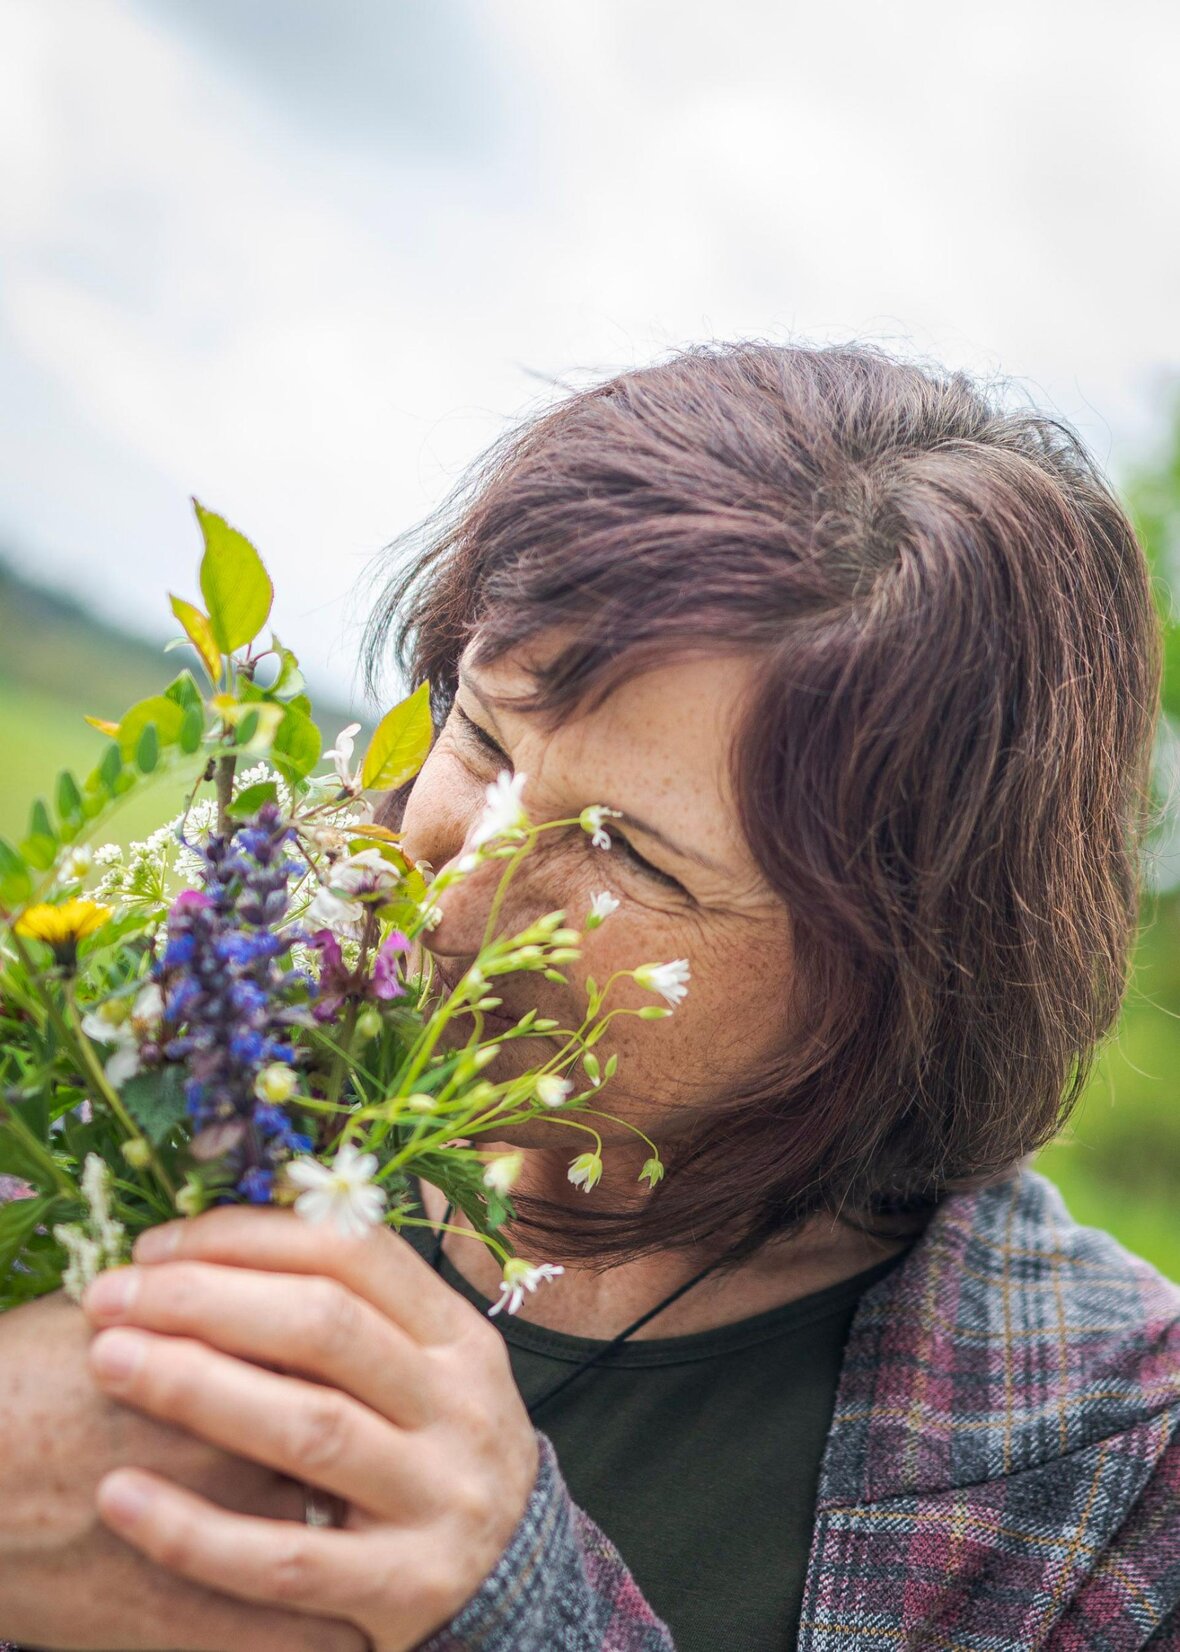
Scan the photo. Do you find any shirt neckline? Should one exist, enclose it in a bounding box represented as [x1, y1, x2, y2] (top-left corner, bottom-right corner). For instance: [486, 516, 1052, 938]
[409, 1178, 914, 1368]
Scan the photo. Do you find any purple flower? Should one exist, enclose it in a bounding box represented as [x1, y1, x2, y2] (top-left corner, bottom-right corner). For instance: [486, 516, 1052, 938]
[156, 803, 319, 1202]
[309, 926, 411, 1021]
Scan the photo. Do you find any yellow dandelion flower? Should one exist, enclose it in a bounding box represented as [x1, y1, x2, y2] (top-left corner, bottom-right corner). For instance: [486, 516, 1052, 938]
[14, 898, 112, 965]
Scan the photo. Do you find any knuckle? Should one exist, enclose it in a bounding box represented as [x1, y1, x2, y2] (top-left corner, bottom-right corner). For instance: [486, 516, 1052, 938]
[304, 1279, 361, 1361]
[287, 1390, 352, 1475]
[147, 1336, 203, 1415]
[266, 1531, 322, 1604]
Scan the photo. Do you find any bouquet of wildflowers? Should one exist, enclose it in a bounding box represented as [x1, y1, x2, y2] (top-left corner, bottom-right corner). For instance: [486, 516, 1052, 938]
[0, 503, 683, 1318]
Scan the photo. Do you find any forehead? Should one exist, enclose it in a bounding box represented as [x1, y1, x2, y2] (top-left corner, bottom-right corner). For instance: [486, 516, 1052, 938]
[459, 638, 763, 883]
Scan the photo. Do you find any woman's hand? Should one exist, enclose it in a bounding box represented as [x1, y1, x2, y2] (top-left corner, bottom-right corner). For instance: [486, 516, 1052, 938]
[79, 1206, 542, 1652]
[0, 1290, 365, 1651]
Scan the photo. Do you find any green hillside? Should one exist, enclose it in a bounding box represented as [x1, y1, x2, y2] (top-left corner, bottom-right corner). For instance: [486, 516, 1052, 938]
[0, 558, 366, 846]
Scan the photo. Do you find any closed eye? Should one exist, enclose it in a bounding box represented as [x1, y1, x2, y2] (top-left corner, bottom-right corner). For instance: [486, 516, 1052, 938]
[453, 703, 686, 894]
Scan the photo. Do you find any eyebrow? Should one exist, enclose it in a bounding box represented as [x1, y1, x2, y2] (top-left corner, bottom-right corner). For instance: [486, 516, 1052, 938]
[457, 668, 730, 876]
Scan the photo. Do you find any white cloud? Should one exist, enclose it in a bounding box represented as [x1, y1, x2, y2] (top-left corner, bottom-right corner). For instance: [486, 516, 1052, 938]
[0, 0, 1177, 707]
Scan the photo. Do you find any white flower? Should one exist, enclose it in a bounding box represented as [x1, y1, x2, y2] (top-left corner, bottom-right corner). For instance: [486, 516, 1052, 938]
[306, 848, 400, 936]
[488, 1258, 565, 1318]
[535, 1075, 574, 1108]
[255, 1062, 299, 1104]
[324, 723, 363, 789]
[80, 983, 164, 1088]
[567, 1151, 603, 1193]
[287, 1142, 387, 1239]
[579, 805, 622, 851]
[483, 1151, 524, 1196]
[469, 771, 529, 851]
[59, 845, 94, 883]
[634, 958, 691, 1008]
[586, 890, 619, 928]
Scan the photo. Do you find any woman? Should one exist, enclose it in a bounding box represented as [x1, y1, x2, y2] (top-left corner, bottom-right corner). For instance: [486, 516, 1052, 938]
[1, 339, 1177, 1651]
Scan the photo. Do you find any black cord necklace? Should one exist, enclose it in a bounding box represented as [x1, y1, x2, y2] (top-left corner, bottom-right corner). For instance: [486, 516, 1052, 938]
[429, 1200, 730, 1422]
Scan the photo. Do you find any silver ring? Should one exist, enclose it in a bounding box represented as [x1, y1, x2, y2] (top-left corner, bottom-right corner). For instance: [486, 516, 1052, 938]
[302, 1483, 347, 1528]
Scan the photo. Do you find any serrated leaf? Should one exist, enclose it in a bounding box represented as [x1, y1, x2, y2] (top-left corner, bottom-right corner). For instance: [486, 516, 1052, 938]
[227, 781, 279, 819]
[84, 715, 120, 737]
[195, 500, 273, 654]
[272, 705, 322, 783]
[122, 1066, 188, 1145]
[361, 681, 433, 791]
[169, 595, 222, 683]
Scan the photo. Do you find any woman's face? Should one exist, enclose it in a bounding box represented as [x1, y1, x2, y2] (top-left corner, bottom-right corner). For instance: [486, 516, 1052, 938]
[397, 636, 794, 1166]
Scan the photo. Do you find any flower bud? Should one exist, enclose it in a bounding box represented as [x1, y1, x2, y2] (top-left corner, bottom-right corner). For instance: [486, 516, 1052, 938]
[355, 1005, 383, 1042]
[121, 1137, 152, 1169]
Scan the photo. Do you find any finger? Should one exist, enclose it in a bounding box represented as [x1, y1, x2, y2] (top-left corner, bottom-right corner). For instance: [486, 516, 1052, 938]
[133, 1205, 471, 1345]
[95, 1467, 371, 1620]
[83, 1260, 441, 1429]
[88, 1327, 442, 1520]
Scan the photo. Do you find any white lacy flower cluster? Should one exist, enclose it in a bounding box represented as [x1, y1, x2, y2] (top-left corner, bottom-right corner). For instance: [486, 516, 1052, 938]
[53, 1153, 127, 1301]
[89, 764, 304, 912]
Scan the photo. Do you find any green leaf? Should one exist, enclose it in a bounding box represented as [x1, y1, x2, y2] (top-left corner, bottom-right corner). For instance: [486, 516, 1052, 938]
[122, 1066, 188, 1145]
[117, 695, 185, 758]
[361, 681, 433, 790]
[56, 771, 84, 826]
[272, 705, 322, 784]
[163, 670, 204, 715]
[98, 742, 123, 794]
[0, 837, 31, 910]
[235, 709, 260, 748]
[269, 634, 306, 701]
[0, 1195, 61, 1278]
[29, 799, 53, 842]
[226, 781, 279, 819]
[195, 500, 274, 654]
[135, 723, 160, 774]
[179, 704, 205, 753]
[169, 595, 222, 683]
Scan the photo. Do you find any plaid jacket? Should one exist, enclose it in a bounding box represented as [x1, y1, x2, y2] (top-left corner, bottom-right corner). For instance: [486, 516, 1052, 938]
[421, 1168, 1180, 1650]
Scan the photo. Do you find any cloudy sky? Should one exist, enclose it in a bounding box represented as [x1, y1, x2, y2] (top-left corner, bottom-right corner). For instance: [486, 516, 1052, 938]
[2, 0, 1178, 712]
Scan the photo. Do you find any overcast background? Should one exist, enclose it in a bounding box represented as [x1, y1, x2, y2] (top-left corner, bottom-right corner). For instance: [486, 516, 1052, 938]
[2, 0, 1178, 709]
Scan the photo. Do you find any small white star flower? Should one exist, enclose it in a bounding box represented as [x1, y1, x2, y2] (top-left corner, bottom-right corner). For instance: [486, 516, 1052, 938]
[585, 890, 619, 929]
[634, 958, 691, 1007]
[567, 1151, 603, 1193]
[483, 1151, 524, 1196]
[287, 1142, 387, 1239]
[535, 1074, 574, 1108]
[324, 723, 363, 788]
[579, 805, 622, 851]
[488, 1258, 566, 1318]
[470, 771, 530, 850]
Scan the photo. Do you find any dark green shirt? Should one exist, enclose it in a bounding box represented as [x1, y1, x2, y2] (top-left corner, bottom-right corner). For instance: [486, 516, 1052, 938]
[402, 1188, 908, 1651]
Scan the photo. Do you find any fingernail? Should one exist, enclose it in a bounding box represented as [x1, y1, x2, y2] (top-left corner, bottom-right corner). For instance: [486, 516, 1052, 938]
[84, 1267, 139, 1320]
[90, 1328, 148, 1386]
[134, 1222, 181, 1263]
[99, 1471, 154, 1525]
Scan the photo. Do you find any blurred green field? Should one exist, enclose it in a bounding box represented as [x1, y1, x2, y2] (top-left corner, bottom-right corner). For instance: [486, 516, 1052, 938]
[1, 555, 1177, 1280]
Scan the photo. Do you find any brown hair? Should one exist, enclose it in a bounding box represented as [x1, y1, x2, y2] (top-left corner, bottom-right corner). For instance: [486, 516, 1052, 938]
[362, 339, 1163, 1269]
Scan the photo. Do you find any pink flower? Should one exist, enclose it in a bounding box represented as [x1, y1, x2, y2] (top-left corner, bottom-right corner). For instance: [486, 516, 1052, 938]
[310, 928, 411, 1021]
